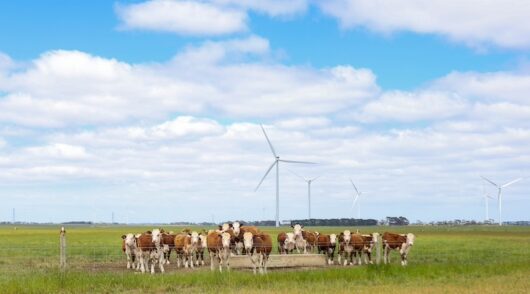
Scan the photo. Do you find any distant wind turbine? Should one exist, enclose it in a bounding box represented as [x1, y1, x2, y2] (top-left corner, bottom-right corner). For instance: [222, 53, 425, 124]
[255, 124, 316, 227]
[289, 170, 320, 219]
[480, 176, 522, 226]
[481, 183, 494, 222]
[349, 179, 365, 219]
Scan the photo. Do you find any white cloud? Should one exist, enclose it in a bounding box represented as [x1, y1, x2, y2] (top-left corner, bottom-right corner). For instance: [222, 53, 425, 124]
[357, 90, 468, 122]
[212, 0, 308, 17]
[0, 40, 378, 127]
[275, 117, 331, 129]
[116, 0, 248, 36]
[319, 0, 530, 49]
[26, 143, 89, 160]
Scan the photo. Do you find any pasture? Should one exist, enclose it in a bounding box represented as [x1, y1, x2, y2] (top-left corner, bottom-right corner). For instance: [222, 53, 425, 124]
[0, 225, 529, 293]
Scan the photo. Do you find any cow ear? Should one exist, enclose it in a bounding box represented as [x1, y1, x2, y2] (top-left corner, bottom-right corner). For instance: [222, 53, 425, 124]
[121, 235, 126, 239]
[291, 224, 294, 228]
[146, 230, 152, 234]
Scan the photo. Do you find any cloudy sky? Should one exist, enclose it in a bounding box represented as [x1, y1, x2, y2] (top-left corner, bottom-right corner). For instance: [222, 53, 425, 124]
[1, 0, 529, 223]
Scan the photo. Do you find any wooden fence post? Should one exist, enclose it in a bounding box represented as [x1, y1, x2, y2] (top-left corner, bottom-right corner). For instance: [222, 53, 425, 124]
[60, 227, 66, 269]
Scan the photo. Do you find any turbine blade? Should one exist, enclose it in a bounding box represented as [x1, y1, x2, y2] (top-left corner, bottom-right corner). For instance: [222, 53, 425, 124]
[288, 169, 306, 181]
[311, 175, 321, 182]
[279, 159, 316, 164]
[255, 161, 277, 192]
[480, 176, 498, 187]
[349, 179, 360, 195]
[502, 177, 522, 188]
[260, 124, 277, 158]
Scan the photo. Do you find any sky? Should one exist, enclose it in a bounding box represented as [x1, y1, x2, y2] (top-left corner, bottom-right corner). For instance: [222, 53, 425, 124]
[0, 0, 529, 223]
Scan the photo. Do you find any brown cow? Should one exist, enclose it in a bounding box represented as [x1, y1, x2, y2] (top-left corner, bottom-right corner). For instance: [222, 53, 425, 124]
[360, 233, 379, 264]
[174, 231, 199, 268]
[302, 230, 318, 253]
[317, 234, 337, 265]
[207, 231, 232, 272]
[383, 232, 415, 266]
[135, 231, 165, 274]
[243, 232, 272, 274]
[350, 233, 365, 265]
[161, 232, 176, 264]
[195, 232, 207, 266]
[337, 230, 354, 266]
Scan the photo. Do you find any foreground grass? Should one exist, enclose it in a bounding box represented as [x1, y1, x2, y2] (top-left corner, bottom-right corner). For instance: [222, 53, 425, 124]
[1, 225, 529, 293]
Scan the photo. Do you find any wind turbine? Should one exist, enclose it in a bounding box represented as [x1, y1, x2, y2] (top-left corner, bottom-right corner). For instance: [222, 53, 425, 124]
[481, 183, 494, 222]
[480, 176, 522, 226]
[349, 179, 365, 219]
[289, 170, 320, 219]
[255, 125, 316, 227]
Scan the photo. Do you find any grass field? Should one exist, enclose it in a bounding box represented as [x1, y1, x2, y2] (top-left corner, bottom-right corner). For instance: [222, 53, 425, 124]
[1, 225, 529, 293]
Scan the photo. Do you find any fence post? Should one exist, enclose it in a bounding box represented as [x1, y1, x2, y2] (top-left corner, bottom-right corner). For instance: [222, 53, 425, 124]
[374, 232, 381, 265]
[60, 227, 66, 269]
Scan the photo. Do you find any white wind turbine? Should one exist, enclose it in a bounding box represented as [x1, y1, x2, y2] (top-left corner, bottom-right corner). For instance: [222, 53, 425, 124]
[481, 176, 522, 226]
[255, 125, 316, 227]
[349, 179, 365, 219]
[481, 183, 494, 222]
[289, 170, 320, 219]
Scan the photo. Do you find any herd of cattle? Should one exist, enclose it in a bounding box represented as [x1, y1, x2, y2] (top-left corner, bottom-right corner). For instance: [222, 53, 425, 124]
[120, 222, 416, 274]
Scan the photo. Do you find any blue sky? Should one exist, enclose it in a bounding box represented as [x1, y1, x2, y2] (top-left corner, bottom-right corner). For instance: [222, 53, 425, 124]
[0, 0, 529, 223]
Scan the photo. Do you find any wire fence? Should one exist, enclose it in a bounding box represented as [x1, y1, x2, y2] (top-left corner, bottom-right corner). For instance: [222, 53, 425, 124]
[0, 240, 528, 274]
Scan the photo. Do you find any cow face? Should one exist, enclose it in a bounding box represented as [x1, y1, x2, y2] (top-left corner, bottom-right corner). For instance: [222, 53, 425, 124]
[293, 224, 303, 238]
[285, 232, 295, 244]
[190, 231, 199, 245]
[221, 232, 231, 248]
[343, 230, 351, 243]
[406, 233, 415, 246]
[330, 234, 337, 245]
[199, 234, 207, 248]
[125, 233, 136, 248]
[243, 232, 253, 252]
[221, 223, 230, 232]
[232, 221, 241, 236]
[151, 229, 162, 245]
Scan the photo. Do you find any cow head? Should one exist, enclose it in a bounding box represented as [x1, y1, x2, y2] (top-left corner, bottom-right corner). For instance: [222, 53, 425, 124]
[243, 232, 253, 252]
[221, 232, 231, 248]
[330, 234, 337, 245]
[199, 234, 207, 248]
[221, 223, 230, 232]
[406, 233, 415, 247]
[124, 233, 137, 248]
[293, 224, 303, 238]
[343, 230, 351, 243]
[232, 221, 241, 236]
[152, 229, 162, 246]
[190, 231, 199, 245]
[121, 235, 126, 240]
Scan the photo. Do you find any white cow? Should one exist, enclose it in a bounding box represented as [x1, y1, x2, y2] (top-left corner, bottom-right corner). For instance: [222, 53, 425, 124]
[121, 233, 138, 270]
[292, 224, 307, 254]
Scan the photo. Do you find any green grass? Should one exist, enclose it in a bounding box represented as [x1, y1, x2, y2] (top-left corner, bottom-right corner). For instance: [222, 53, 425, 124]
[1, 225, 529, 293]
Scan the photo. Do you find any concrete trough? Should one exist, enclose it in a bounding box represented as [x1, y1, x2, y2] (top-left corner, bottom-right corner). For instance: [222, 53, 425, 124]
[228, 254, 328, 269]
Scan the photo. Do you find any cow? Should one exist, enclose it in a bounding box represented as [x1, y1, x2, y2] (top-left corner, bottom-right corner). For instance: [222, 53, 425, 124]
[317, 234, 337, 265]
[277, 232, 296, 254]
[360, 233, 380, 264]
[350, 233, 366, 265]
[135, 231, 165, 274]
[292, 223, 307, 254]
[302, 230, 318, 253]
[218, 223, 231, 232]
[337, 230, 354, 266]
[207, 231, 232, 272]
[243, 232, 273, 274]
[382, 232, 415, 266]
[149, 229, 167, 273]
[195, 232, 207, 266]
[174, 231, 199, 268]
[160, 232, 176, 264]
[121, 233, 138, 270]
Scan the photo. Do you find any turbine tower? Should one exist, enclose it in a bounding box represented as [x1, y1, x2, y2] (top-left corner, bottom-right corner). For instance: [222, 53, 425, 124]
[289, 170, 320, 219]
[481, 176, 522, 226]
[255, 125, 315, 227]
[349, 179, 365, 219]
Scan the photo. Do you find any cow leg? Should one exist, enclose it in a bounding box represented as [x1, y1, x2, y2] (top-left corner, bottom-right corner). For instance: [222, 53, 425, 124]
[210, 254, 215, 271]
[159, 251, 165, 273]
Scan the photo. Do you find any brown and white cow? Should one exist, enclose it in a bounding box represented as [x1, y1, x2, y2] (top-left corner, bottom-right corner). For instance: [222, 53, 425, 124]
[195, 232, 208, 266]
[360, 233, 379, 264]
[292, 223, 307, 254]
[207, 231, 232, 272]
[174, 231, 199, 268]
[337, 230, 354, 266]
[121, 233, 138, 270]
[350, 233, 366, 265]
[135, 231, 165, 274]
[302, 230, 318, 253]
[277, 232, 295, 254]
[317, 234, 337, 265]
[243, 232, 273, 274]
[160, 232, 176, 264]
[382, 232, 415, 266]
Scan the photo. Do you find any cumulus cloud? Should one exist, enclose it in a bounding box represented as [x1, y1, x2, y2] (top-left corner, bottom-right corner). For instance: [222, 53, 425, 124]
[116, 0, 248, 36]
[212, 0, 308, 17]
[0, 39, 378, 127]
[318, 0, 530, 49]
